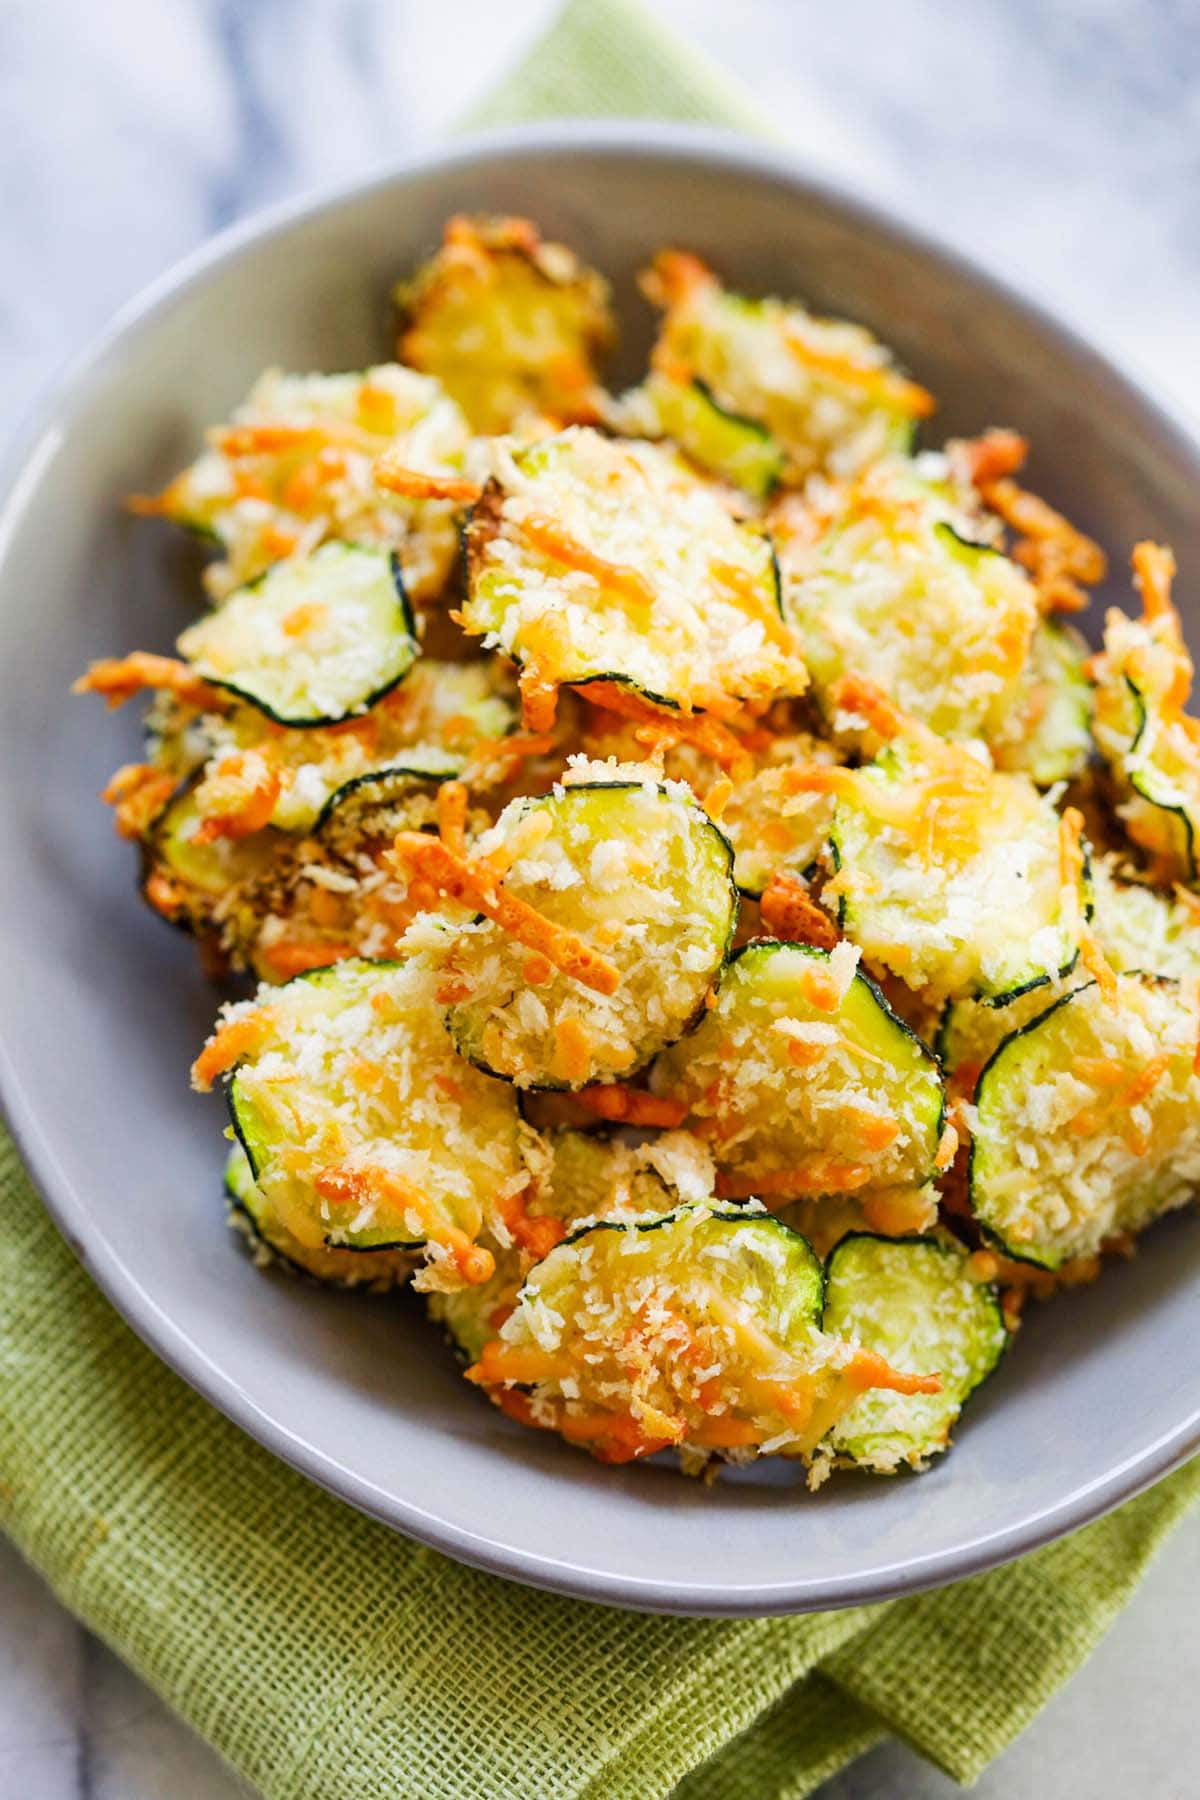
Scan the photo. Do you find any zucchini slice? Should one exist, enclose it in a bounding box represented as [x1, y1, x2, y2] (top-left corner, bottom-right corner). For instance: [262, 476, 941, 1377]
[199, 956, 530, 1281]
[776, 456, 1036, 746]
[640, 251, 929, 483]
[177, 543, 417, 726]
[970, 973, 1200, 1268]
[470, 1201, 937, 1465]
[430, 1129, 674, 1363]
[437, 770, 738, 1088]
[826, 712, 1087, 1003]
[142, 780, 287, 954]
[143, 362, 470, 604]
[394, 215, 614, 434]
[617, 371, 785, 501]
[1089, 855, 1200, 984]
[1090, 549, 1200, 883]
[823, 1234, 1007, 1472]
[462, 428, 806, 718]
[935, 852, 1200, 1081]
[224, 1143, 414, 1289]
[992, 618, 1093, 787]
[651, 941, 945, 1200]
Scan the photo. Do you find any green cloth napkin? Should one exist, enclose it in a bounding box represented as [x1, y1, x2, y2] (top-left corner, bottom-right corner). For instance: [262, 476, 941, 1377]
[2, 3, 1196, 1795]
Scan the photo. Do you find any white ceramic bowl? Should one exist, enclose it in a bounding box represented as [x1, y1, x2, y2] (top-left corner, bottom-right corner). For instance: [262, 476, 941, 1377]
[2, 123, 1199, 1616]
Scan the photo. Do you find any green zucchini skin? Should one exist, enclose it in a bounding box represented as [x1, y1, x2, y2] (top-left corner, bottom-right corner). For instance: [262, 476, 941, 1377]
[822, 1232, 1007, 1471]
[634, 371, 786, 500]
[312, 755, 460, 833]
[1123, 676, 1197, 881]
[179, 544, 418, 728]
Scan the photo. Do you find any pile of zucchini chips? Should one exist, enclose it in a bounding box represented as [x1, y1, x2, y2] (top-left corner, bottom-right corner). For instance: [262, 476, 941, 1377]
[79, 214, 1200, 1484]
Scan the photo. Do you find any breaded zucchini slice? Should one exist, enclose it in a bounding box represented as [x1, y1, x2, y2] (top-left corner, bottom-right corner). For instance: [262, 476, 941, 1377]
[394, 215, 614, 434]
[149, 762, 480, 983]
[970, 973, 1200, 1269]
[775, 455, 1036, 746]
[652, 941, 946, 1201]
[638, 250, 932, 485]
[461, 428, 806, 723]
[613, 371, 785, 501]
[430, 1129, 675, 1364]
[1091, 543, 1200, 884]
[992, 618, 1093, 787]
[177, 543, 418, 726]
[224, 1143, 414, 1289]
[142, 778, 290, 945]
[817, 679, 1089, 1003]
[192, 957, 533, 1285]
[579, 709, 839, 898]
[406, 766, 738, 1088]
[468, 1202, 940, 1465]
[822, 1234, 1007, 1472]
[131, 363, 470, 603]
[1089, 855, 1200, 983]
[934, 853, 1200, 1082]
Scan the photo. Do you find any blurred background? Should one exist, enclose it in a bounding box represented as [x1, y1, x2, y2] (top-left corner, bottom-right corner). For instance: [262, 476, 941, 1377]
[3, 0, 1199, 433]
[2, 2, 1198, 1796]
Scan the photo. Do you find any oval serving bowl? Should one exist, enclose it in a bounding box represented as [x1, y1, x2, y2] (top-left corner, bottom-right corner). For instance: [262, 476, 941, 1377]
[2, 123, 1199, 1617]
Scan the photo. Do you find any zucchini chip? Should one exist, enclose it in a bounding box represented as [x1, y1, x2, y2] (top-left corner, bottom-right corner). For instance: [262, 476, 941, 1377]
[430, 1129, 675, 1364]
[142, 779, 286, 948]
[776, 455, 1036, 746]
[823, 1234, 1007, 1472]
[615, 371, 785, 501]
[178, 543, 418, 726]
[193, 957, 532, 1284]
[468, 1202, 939, 1465]
[639, 250, 932, 484]
[970, 973, 1200, 1268]
[132, 363, 471, 603]
[1091, 543, 1200, 883]
[224, 1143, 414, 1289]
[992, 617, 1093, 787]
[394, 215, 614, 434]
[935, 852, 1200, 1083]
[414, 769, 737, 1088]
[652, 942, 946, 1201]
[462, 428, 807, 723]
[820, 679, 1089, 1003]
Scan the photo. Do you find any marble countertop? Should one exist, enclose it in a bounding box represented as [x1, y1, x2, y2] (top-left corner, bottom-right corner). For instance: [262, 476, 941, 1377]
[2, 1, 1199, 1795]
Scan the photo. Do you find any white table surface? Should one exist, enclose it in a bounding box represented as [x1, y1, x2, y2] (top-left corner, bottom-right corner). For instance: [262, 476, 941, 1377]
[2, 1, 1198, 1795]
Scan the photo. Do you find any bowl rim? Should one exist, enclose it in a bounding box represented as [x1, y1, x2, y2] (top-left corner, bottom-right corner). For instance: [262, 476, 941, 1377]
[2, 118, 1199, 1617]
